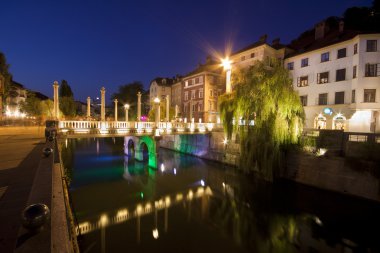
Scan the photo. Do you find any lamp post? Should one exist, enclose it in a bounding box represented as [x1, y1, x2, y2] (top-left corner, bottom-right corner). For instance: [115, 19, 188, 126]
[100, 87, 106, 121]
[86, 97, 91, 118]
[137, 92, 142, 121]
[165, 95, 170, 122]
[53, 81, 59, 119]
[124, 104, 130, 122]
[221, 57, 232, 94]
[154, 97, 160, 125]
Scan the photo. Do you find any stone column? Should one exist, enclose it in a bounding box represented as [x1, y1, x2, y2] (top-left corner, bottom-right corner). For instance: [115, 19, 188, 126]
[175, 105, 178, 119]
[114, 99, 118, 121]
[226, 69, 232, 94]
[137, 92, 141, 121]
[124, 104, 129, 122]
[100, 87, 106, 121]
[166, 95, 170, 122]
[87, 97, 91, 118]
[189, 100, 193, 121]
[155, 99, 160, 124]
[53, 81, 59, 119]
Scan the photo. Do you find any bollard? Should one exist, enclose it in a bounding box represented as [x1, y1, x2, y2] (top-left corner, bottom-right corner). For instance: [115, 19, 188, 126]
[21, 204, 50, 232]
[42, 148, 53, 157]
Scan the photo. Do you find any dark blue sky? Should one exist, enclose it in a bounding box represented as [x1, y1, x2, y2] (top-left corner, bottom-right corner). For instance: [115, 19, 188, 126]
[1, 0, 372, 102]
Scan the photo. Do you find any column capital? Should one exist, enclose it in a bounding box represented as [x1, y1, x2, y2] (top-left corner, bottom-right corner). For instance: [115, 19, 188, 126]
[53, 81, 59, 86]
[137, 91, 142, 96]
[114, 98, 118, 103]
[101, 87, 106, 92]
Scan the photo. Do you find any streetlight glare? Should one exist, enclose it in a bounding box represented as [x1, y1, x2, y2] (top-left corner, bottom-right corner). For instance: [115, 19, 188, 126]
[221, 57, 232, 70]
[124, 104, 130, 109]
[154, 97, 160, 103]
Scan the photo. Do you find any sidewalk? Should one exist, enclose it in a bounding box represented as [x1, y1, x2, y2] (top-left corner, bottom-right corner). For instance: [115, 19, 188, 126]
[0, 126, 45, 252]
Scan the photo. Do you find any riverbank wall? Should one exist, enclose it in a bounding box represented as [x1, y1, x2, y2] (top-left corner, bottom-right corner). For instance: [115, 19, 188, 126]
[159, 130, 380, 202]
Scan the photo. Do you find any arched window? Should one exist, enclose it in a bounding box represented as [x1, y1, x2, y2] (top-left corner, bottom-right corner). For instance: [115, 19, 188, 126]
[314, 113, 327, 129]
[333, 113, 346, 130]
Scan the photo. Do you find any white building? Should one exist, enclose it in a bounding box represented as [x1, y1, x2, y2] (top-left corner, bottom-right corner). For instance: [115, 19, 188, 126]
[284, 22, 380, 133]
[149, 77, 174, 104]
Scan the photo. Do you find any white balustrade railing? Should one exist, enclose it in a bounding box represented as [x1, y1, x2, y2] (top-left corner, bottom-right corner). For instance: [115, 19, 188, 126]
[58, 120, 216, 135]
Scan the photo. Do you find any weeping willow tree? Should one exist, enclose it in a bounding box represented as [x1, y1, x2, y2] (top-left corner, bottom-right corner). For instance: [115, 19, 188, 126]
[219, 59, 304, 180]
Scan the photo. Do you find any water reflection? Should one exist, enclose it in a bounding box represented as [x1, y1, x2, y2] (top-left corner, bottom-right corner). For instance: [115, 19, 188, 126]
[62, 138, 380, 253]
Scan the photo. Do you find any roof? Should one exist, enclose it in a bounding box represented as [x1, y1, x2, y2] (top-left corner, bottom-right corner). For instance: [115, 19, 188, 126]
[232, 41, 267, 56]
[285, 29, 362, 58]
[150, 77, 175, 86]
[33, 91, 49, 100]
[184, 58, 223, 77]
[11, 80, 25, 89]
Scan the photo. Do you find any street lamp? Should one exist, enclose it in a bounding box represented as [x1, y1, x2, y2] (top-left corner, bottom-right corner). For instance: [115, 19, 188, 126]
[221, 57, 232, 94]
[124, 104, 130, 122]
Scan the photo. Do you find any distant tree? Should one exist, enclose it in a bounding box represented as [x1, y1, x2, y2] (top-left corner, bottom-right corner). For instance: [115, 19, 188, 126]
[343, 0, 380, 32]
[60, 97, 76, 118]
[0, 52, 13, 117]
[59, 79, 74, 97]
[19, 92, 43, 116]
[59, 80, 76, 118]
[111, 81, 145, 120]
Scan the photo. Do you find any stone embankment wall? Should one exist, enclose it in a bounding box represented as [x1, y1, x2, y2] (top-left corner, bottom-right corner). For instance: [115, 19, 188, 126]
[161, 130, 380, 202]
[159, 130, 240, 166]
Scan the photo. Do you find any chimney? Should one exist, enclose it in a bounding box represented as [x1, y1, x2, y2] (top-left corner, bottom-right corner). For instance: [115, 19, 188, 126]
[339, 20, 344, 33]
[272, 38, 280, 46]
[259, 34, 268, 43]
[315, 21, 328, 40]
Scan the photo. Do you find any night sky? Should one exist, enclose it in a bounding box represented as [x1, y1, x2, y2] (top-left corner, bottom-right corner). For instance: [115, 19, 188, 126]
[0, 0, 372, 102]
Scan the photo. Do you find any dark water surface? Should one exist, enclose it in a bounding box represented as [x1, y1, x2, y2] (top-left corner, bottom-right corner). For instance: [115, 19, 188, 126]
[62, 138, 380, 253]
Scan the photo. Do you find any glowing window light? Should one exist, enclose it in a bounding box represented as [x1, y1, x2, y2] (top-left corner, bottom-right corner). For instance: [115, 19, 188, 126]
[200, 179, 205, 186]
[160, 163, 165, 172]
[152, 228, 159, 239]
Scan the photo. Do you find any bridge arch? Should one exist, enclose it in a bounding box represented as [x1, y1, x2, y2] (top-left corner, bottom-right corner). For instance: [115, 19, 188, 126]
[124, 136, 158, 169]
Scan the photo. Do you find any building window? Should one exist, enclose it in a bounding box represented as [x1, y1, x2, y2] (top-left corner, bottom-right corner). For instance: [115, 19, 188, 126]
[251, 53, 255, 58]
[366, 40, 377, 52]
[352, 90, 356, 103]
[297, 76, 309, 87]
[353, 65, 357, 78]
[335, 91, 345, 104]
[210, 89, 213, 97]
[354, 43, 358, 54]
[365, 63, 380, 77]
[317, 72, 329, 84]
[199, 76, 203, 83]
[300, 95, 307, 106]
[199, 88, 203, 98]
[321, 52, 329, 62]
[198, 103, 203, 111]
[184, 91, 188, 101]
[192, 104, 197, 112]
[189, 79, 193, 86]
[209, 101, 212, 110]
[185, 81, 188, 87]
[241, 56, 246, 61]
[287, 62, 294, 70]
[195, 77, 199, 84]
[301, 58, 309, 67]
[336, 68, 346, 81]
[318, 93, 328, 105]
[191, 90, 195, 99]
[337, 48, 346, 59]
[364, 89, 376, 102]
[183, 104, 187, 113]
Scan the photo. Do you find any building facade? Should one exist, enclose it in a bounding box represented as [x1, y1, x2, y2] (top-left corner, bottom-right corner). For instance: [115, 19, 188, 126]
[149, 77, 174, 104]
[284, 30, 380, 132]
[182, 70, 224, 123]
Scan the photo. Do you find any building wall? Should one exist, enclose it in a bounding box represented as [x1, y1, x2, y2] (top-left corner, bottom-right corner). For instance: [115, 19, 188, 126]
[171, 81, 182, 116]
[149, 80, 172, 104]
[285, 34, 380, 133]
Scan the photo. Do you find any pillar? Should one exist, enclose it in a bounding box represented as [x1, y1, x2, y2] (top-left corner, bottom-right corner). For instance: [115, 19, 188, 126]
[226, 69, 232, 94]
[137, 92, 141, 121]
[53, 81, 59, 119]
[175, 105, 178, 119]
[155, 100, 160, 124]
[114, 99, 118, 121]
[166, 95, 170, 122]
[125, 104, 129, 122]
[87, 97, 91, 118]
[101, 87, 106, 121]
[189, 100, 193, 122]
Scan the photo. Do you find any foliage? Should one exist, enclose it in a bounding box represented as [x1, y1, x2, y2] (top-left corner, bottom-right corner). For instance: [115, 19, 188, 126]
[60, 96, 76, 118]
[148, 102, 175, 121]
[344, 0, 380, 32]
[0, 52, 13, 112]
[58, 80, 76, 118]
[19, 92, 43, 116]
[111, 81, 145, 121]
[219, 59, 304, 180]
[59, 79, 74, 97]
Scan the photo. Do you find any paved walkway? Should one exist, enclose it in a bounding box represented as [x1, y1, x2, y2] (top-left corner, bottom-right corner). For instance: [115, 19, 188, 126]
[0, 126, 45, 252]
